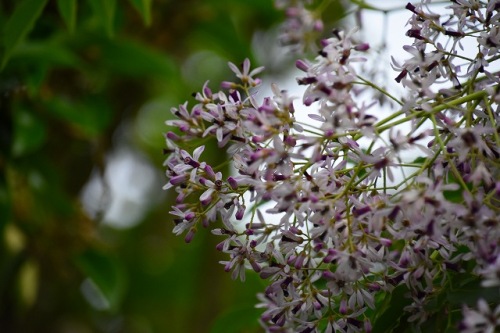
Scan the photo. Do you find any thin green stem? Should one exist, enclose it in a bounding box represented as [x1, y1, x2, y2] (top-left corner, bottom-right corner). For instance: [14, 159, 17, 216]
[356, 75, 403, 106]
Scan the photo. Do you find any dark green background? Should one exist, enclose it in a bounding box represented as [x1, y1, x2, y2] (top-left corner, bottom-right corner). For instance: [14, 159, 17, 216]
[0, 0, 285, 332]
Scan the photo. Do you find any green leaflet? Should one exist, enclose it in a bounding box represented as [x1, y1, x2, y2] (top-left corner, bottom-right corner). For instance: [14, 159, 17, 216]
[87, 0, 117, 38]
[127, 0, 152, 26]
[1, 0, 49, 70]
[57, 0, 77, 33]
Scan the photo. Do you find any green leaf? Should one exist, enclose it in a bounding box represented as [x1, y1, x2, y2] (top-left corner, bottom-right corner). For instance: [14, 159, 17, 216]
[321, 0, 347, 23]
[74, 249, 126, 310]
[87, 0, 117, 37]
[372, 284, 413, 333]
[1, 0, 49, 70]
[99, 38, 176, 78]
[412, 156, 427, 164]
[127, 0, 152, 26]
[350, 0, 381, 10]
[447, 280, 500, 306]
[57, 0, 77, 32]
[12, 42, 80, 67]
[45, 96, 113, 138]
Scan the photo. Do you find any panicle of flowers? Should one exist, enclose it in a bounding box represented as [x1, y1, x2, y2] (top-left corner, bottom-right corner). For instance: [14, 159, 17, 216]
[164, 1, 500, 332]
[274, 0, 324, 53]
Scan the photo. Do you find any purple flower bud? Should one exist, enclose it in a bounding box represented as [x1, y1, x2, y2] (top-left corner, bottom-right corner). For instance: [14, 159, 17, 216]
[175, 203, 187, 210]
[295, 59, 310, 72]
[176, 192, 186, 204]
[169, 174, 188, 186]
[252, 78, 262, 87]
[354, 43, 370, 51]
[309, 193, 319, 203]
[352, 205, 371, 217]
[364, 319, 372, 333]
[215, 240, 225, 251]
[284, 135, 296, 147]
[380, 238, 392, 247]
[249, 259, 262, 273]
[203, 85, 212, 98]
[320, 131, 332, 140]
[184, 212, 196, 221]
[179, 124, 190, 132]
[322, 270, 335, 280]
[406, 29, 424, 40]
[184, 157, 200, 168]
[323, 249, 337, 263]
[235, 205, 246, 220]
[227, 176, 239, 190]
[303, 96, 315, 106]
[184, 228, 196, 243]
[252, 135, 265, 143]
[204, 164, 216, 179]
[294, 253, 306, 269]
[395, 68, 408, 83]
[192, 107, 202, 116]
[224, 261, 233, 272]
[221, 81, 235, 89]
[313, 243, 323, 252]
[405, 2, 418, 14]
[339, 299, 348, 315]
[313, 19, 324, 32]
[368, 283, 381, 291]
[166, 131, 180, 141]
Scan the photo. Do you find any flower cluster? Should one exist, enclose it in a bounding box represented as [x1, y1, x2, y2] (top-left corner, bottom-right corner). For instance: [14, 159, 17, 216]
[274, 0, 325, 53]
[163, 1, 500, 332]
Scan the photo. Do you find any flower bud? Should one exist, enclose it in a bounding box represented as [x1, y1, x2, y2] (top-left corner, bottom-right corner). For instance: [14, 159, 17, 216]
[184, 228, 196, 243]
[354, 43, 370, 51]
[227, 176, 239, 190]
[295, 59, 310, 72]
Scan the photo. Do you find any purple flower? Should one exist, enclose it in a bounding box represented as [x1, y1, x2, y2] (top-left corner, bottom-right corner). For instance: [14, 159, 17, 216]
[460, 299, 500, 333]
[221, 58, 264, 88]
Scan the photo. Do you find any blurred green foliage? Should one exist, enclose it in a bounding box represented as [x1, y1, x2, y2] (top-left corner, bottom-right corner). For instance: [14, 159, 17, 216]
[0, 0, 284, 332]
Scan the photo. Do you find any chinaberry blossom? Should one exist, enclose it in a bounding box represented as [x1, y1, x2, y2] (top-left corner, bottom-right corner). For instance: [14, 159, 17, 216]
[460, 299, 500, 333]
[163, 1, 500, 332]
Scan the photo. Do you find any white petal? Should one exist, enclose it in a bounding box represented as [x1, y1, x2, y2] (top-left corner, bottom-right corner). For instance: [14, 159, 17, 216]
[193, 145, 205, 160]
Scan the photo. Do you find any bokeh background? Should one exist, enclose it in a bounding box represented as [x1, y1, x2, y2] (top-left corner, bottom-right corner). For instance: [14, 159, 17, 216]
[0, 0, 350, 332]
